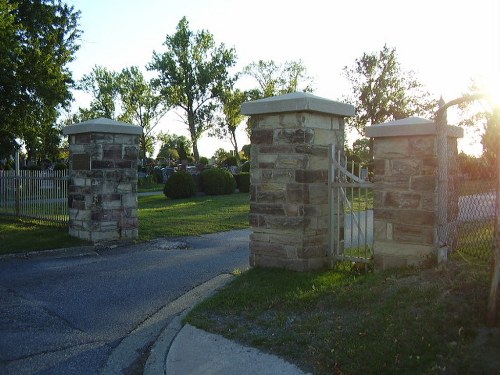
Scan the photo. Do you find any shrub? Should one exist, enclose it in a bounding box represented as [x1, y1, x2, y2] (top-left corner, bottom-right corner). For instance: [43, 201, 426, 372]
[198, 156, 209, 165]
[151, 168, 164, 184]
[201, 168, 236, 195]
[163, 171, 196, 199]
[223, 155, 238, 167]
[240, 161, 250, 173]
[234, 172, 250, 193]
[53, 162, 67, 170]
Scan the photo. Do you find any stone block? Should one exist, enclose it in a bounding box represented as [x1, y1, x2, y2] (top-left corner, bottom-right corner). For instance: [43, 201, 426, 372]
[121, 229, 138, 239]
[295, 169, 328, 184]
[250, 203, 284, 215]
[256, 153, 278, 166]
[115, 160, 132, 169]
[275, 155, 308, 169]
[284, 204, 304, 217]
[409, 136, 435, 156]
[259, 144, 294, 154]
[275, 128, 314, 144]
[313, 129, 342, 146]
[384, 191, 421, 209]
[373, 220, 387, 240]
[286, 183, 308, 204]
[123, 145, 138, 160]
[374, 208, 434, 226]
[264, 215, 307, 230]
[373, 158, 386, 175]
[307, 184, 328, 204]
[410, 175, 436, 192]
[303, 113, 341, 130]
[92, 160, 114, 169]
[394, 224, 434, 245]
[91, 133, 114, 143]
[103, 144, 122, 159]
[251, 129, 273, 144]
[390, 159, 420, 176]
[250, 241, 287, 257]
[373, 175, 410, 190]
[74, 133, 91, 144]
[294, 145, 328, 157]
[114, 134, 138, 145]
[374, 138, 409, 158]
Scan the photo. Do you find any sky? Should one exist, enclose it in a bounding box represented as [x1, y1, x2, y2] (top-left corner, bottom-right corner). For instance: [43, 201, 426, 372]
[65, 0, 499, 157]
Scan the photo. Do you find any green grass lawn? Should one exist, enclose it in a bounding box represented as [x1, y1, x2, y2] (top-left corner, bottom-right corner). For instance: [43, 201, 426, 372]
[187, 263, 499, 375]
[137, 192, 249, 240]
[0, 216, 90, 254]
[0, 192, 250, 255]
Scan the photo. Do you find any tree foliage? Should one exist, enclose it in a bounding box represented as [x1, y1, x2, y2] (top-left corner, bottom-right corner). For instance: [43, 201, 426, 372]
[211, 88, 247, 157]
[343, 45, 437, 137]
[75, 66, 167, 159]
[0, 0, 81, 161]
[156, 133, 192, 162]
[243, 59, 314, 99]
[76, 65, 119, 120]
[149, 17, 236, 161]
[117, 66, 168, 159]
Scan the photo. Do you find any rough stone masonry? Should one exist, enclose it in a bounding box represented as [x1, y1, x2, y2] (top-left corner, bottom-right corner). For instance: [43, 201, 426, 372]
[63, 118, 143, 242]
[241, 92, 355, 271]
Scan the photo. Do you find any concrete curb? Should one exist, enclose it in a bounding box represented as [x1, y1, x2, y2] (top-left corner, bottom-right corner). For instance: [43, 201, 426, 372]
[99, 273, 235, 375]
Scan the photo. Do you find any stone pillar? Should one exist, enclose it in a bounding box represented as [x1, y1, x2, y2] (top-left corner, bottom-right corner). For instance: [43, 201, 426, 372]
[366, 117, 463, 270]
[63, 118, 143, 242]
[241, 92, 355, 271]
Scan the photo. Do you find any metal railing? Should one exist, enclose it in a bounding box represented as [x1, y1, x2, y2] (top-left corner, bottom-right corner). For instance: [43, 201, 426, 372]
[0, 169, 69, 225]
[329, 145, 374, 266]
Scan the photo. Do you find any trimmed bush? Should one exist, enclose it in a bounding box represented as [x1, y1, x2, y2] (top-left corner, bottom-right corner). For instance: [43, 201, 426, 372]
[201, 168, 236, 195]
[163, 171, 196, 199]
[234, 172, 250, 193]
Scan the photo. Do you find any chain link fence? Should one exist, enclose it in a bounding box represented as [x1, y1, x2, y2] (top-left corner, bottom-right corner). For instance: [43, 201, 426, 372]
[454, 155, 496, 263]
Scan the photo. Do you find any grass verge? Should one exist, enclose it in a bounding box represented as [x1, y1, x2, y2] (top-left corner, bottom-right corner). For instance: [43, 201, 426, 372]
[0, 192, 250, 254]
[0, 215, 90, 254]
[186, 262, 500, 375]
[137, 192, 249, 240]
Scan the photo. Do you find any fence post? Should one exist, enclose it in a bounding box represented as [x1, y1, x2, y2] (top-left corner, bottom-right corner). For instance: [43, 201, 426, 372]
[436, 98, 449, 263]
[486, 137, 500, 326]
[14, 151, 20, 218]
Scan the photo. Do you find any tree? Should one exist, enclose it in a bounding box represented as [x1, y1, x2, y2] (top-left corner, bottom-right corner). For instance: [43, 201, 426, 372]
[211, 88, 247, 157]
[149, 17, 237, 161]
[0, 0, 81, 161]
[243, 59, 314, 99]
[156, 133, 192, 162]
[76, 65, 119, 120]
[343, 45, 436, 138]
[117, 66, 168, 159]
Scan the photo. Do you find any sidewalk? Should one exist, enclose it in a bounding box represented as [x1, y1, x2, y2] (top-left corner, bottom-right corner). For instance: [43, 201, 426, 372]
[142, 274, 311, 375]
[163, 324, 310, 375]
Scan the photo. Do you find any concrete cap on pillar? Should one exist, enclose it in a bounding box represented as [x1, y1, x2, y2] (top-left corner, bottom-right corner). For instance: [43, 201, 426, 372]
[63, 117, 143, 135]
[240, 92, 355, 117]
[366, 116, 463, 138]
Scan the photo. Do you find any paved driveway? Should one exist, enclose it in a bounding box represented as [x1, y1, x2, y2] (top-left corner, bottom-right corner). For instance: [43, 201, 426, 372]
[0, 229, 250, 374]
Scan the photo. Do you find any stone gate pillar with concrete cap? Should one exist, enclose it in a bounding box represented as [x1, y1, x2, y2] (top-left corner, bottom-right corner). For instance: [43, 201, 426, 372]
[63, 117, 143, 242]
[366, 116, 463, 270]
[241, 92, 355, 271]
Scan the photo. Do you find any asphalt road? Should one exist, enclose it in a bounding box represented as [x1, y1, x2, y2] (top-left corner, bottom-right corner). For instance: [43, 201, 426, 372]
[0, 229, 250, 375]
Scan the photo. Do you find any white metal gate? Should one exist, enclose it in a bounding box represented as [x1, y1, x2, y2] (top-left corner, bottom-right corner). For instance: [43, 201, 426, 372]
[329, 145, 373, 265]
